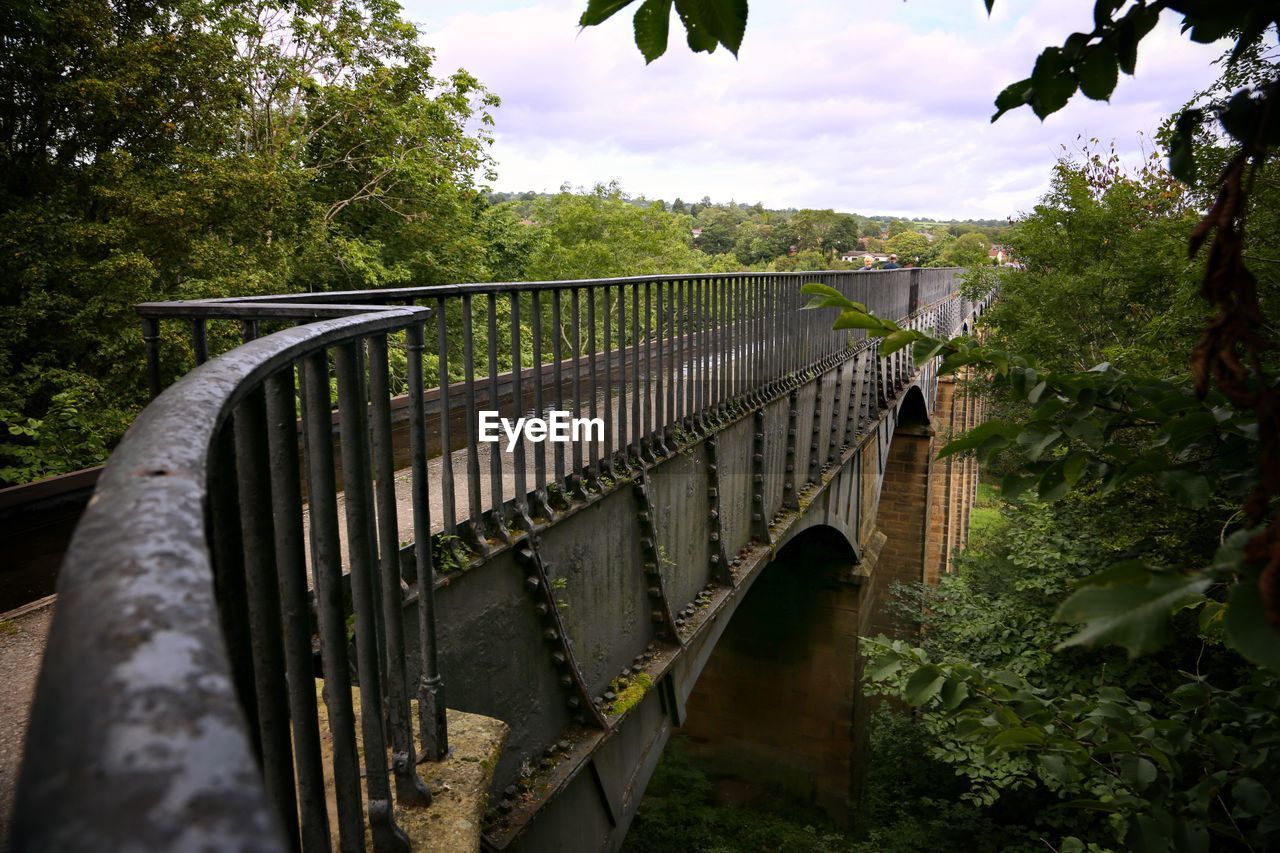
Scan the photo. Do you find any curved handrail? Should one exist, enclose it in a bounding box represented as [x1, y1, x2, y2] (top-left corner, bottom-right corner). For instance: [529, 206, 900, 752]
[13, 308, 428, 851]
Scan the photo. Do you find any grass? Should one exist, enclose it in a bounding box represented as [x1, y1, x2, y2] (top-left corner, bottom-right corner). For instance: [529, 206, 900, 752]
[968, 480, 1004, 548]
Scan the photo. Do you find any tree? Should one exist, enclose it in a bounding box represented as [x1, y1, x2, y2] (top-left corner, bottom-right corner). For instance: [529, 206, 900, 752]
[521, 184, 704, 281]
[886, 230, 932, 265]
[693, 205, 742, 255]
[933, 232, 990, 269]
[0, 0, 498, 484]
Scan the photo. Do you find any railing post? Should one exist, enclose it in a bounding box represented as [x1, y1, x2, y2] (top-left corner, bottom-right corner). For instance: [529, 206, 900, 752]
[141, 316, 162, 399]
[407, 321, 450, 762]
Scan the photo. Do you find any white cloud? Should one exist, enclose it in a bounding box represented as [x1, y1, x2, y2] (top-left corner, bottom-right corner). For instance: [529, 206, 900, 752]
[410, 0, 1227, 219]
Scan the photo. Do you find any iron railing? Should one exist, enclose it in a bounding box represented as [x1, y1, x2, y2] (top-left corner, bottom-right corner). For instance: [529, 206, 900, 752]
[17, 267, 970, 853]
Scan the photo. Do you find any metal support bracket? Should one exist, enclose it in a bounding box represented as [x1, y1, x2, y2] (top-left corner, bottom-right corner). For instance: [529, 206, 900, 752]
[633, 473, 683, 643]
[513, 537, 609, 730]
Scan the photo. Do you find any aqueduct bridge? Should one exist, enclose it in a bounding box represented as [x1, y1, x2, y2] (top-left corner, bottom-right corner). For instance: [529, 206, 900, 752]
[15, 268, 987, 852]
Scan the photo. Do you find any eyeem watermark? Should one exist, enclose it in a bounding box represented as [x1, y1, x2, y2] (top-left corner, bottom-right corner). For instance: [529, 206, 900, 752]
[478, 411, 603, 452]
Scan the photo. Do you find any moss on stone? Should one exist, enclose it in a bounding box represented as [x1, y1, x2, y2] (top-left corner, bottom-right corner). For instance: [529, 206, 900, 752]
[610, 672, 653, 716]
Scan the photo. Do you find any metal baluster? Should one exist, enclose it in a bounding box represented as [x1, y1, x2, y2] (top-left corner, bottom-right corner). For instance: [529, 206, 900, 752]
[207, 423, 261, 762]
[681, 278, 690, 424]
[603, 285, 614, 476]
[617, 284, 629, 469]
[301, 350, 365, 852]
[407, 323, 449, 761]
[264, 367, 331, 853]
[643, 280, 653, 460]
[511, 295, 529, 518]
[192, 318, 209, 365]
[435, 299, 457, 540]
[461, 295, 485, 549]
[335, 342, 409, 853]
[140, 316, 163, 399]
[587, 287, 600, 483]
[231, 385, 300, 850]
[486, 295, 507, 538]
[631, 282, 641, 460]
[655, 280, 667, 450]
[368, 334, 432, 808]
[670, 279, 680, 440]
[531, 290, 551, 516]
[570, 288, 587, 497]
[551, 289, 567, 503]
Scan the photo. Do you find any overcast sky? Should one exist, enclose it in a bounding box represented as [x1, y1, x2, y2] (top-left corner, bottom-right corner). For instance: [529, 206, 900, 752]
[406, 0, 1227, 220]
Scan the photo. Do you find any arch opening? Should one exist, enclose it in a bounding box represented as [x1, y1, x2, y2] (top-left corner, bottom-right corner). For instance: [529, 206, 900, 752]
[678, 524, 866, 827]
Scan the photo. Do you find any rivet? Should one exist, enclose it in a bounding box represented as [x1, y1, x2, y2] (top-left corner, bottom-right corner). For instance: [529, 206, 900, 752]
[525, 577, 540, 593]
[543, 628, 558, 642]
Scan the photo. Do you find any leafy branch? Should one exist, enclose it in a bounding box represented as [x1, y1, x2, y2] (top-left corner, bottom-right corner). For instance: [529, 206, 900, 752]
[800, 281, 1279, 671]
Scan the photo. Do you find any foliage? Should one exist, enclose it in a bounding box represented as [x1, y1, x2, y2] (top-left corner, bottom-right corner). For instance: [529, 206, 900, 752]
[864, 636, 1279, 851]
[622, 736, 862, 853]
[0, 0, 497, 485]
[988, 143, 1206, 376]
[519, 183, 705, 281]
[804, 277, 1279, 667]
[934, 232, 992, 270]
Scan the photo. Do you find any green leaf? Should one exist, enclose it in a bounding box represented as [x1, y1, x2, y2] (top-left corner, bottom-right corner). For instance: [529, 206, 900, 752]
[673, 0, 718, 52]
[1039, 754, 1076, 785]
[1030, 73, 1077, 119]
[1231, 777, 1272, 818]
[580, 0, 634, 26]
[1157, 469, 1210, 509]
[1028, 47, 1076, 119]
[866, 652, 903, 681]
[991, 78, 1032, 121]
[880, 329, 919, 356]
[939, 420, 1019, 458]
[1016, 424, 1063, 460]
[913, 339, 949, 367]
[1038, 461, 1071, 502]
[1119, 755, 1158, 791]
[1056, 573, 1212, 657]
[800, 282, 862, 312]
[688, 0, 747, 55]
[1224, 579, 1280, 671]
[989, 727, 1045, 750]
[1113, 5, 1158, 75]
[633, 0, 672, 63]
[832, 310, 888, 331]
[1075, 42, 1118, 100]
[1001, 472, 1036, 499]
[904, 664, 946, 706]
[1063, 451, 1087, 485]
[940, 677, 970, 711]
